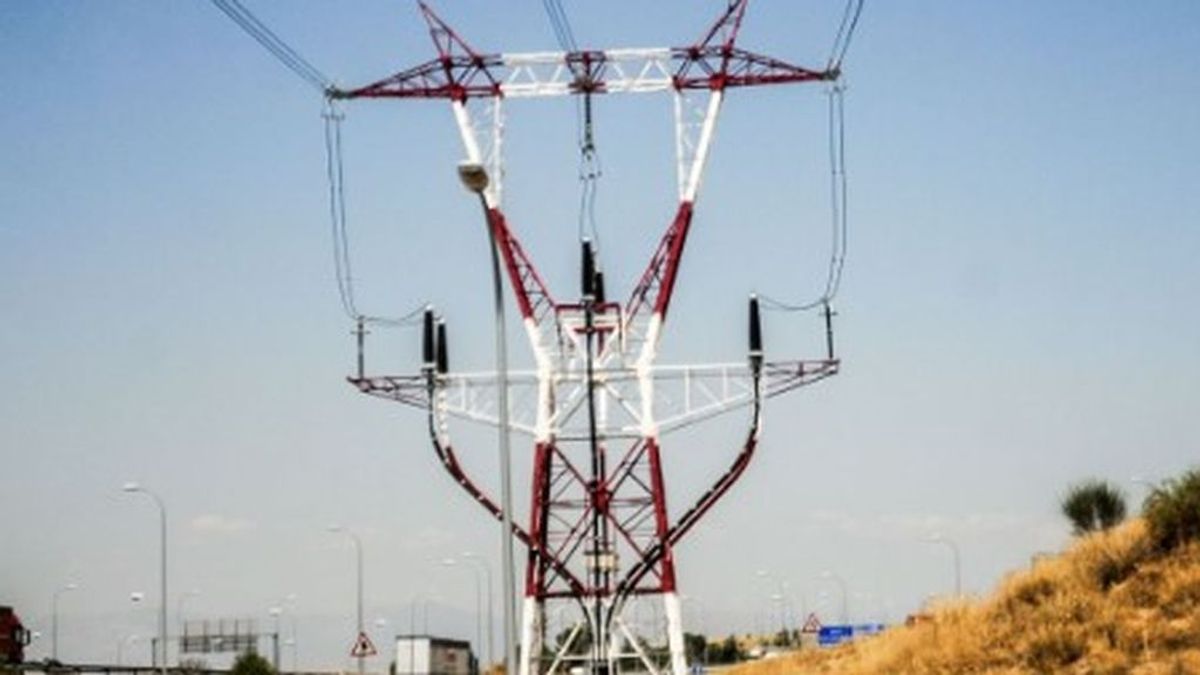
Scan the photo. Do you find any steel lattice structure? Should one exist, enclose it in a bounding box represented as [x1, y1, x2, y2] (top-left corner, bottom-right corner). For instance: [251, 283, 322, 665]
[333, 2, 840, 673]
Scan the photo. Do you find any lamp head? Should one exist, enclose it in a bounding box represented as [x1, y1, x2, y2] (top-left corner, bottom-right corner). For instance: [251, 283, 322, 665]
[121, 482, 142, 493]
[130, 591, 145, 603]
[457, 161, 489, 194]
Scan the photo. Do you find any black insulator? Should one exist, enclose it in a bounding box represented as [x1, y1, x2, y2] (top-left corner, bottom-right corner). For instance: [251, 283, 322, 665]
[422, 308, 435, 369]
[749, 294, 763, 357]
[581, 239, 596, 298]
[436, 320, 449, 375]
[594, 270, 606, 306]
[823, 301, 836, 360]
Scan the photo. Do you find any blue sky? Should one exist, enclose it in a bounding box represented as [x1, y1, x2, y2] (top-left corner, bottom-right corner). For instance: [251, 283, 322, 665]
[3, 0, 1199, 669]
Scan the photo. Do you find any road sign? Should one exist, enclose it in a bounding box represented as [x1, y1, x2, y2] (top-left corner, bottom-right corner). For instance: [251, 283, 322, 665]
[800, 613, 823, 634]
[350, 631, 377, 658]
[818, 625, 853, 647]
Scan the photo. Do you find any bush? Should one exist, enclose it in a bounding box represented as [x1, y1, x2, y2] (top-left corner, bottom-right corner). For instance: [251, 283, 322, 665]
[1144, 468, 1200, 554]
[231, 652, 275, 675]
[1062, 480, 1127, 535]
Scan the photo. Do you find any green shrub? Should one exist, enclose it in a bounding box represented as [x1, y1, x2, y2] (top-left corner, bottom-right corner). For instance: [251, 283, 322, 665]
[231, 652, 275, 675]
[1144, 468, 1200, 554]
[1062, 480, 1127, 535]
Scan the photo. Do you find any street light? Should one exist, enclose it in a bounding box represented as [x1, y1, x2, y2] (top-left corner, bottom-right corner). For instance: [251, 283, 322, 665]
[279, 593, 299, 672]
[268, 606, 283, 671]
[442, 558, 483, 668]
[327, 525, 365, 675]
[819, 571, 848, 624]
[461, 551, 494, 669]
[924, 532, 962, 597]
[51, 582, 78, 661]
[457, 159, 517, 675]
[122, 481, 168, 675]
[755, 570, 787, 634]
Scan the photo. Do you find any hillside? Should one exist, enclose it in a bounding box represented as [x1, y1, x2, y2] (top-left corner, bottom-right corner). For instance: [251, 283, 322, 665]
[729, 518, 1200, 674]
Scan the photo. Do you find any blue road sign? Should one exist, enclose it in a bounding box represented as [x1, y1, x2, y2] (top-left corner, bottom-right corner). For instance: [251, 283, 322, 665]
[818, 625, 854, 647]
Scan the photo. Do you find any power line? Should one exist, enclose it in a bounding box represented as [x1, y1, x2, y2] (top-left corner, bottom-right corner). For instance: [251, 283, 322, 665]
[759, 82, 849, 313]
[828, 0, 865, 72]
[210, 0, 331, 93]
[323, 102, 425, 327]
[761, 0, 864, 312]
[541, 0, 578, 53]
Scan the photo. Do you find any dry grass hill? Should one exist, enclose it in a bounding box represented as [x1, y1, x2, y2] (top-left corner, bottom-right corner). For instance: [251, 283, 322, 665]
[729, 517, 1200, 674]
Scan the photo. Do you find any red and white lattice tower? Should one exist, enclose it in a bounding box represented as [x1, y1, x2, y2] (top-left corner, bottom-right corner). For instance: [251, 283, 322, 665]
[335, 2, 840, 673]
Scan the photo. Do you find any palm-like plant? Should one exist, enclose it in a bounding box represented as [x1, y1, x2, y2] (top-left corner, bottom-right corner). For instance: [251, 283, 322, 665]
[1061, 479, 1127, 535]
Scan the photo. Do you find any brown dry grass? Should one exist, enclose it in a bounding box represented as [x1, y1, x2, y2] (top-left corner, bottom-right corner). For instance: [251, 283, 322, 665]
[729, 519, 1200, 674]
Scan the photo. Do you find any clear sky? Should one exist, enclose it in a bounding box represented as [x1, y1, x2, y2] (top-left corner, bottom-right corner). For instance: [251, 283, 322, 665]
[3, 0, 1199, 669]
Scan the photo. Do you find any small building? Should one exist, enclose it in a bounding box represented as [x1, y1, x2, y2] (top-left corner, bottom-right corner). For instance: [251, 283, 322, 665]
[394, 635, 475, 675]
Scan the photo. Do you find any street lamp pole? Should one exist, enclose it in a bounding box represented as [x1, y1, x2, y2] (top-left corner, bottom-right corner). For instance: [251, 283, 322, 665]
[123, 482, 167, 675]
[461, 552, 494, 669]
[443, 559, 483, 669]
[457, 160, 518, 675]
[329, 526, 365, 675]
[279, 593, 299, 673]
[755, 570, 787, 634]
[820, 571, 849, 625]
[926, 533, 962, 597]
[268, 607, 283, 672]
[51, 583, 78, 661]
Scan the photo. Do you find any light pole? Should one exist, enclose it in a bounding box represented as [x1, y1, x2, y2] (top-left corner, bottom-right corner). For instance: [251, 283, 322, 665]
[122, 481, 168, 675]
[820, 571, 848, 625]
[279, 593, 299, 673]
[268, 606, 283, 672]
[461, 551, 494, 669]
[925, 533, 962, 597]
[755, 570, 787, 635]
[442, 558, 483, 668]
[51, 582, 78, 661]
[328, 525, 365, 675]
[457, 160, 517, 675]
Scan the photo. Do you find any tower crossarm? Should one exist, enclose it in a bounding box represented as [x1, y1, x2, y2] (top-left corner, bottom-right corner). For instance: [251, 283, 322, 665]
[329, 47, 834, 101]
[347, 357, 837, 440]
[327, 1, 835, 103]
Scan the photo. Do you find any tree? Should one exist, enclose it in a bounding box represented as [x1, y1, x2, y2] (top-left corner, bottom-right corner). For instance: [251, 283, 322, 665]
[1143, 468, 1200, 554]
[1061, 479, 1127, 535]
[231, 652, 275, 675]
[683, 633, 707, 663]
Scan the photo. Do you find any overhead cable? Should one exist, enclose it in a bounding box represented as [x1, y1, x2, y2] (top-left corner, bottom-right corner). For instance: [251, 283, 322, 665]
[323, 101, 425, 327]
[827, 0, 865, 72]
[210, 0, 331, 93]
[759, 82, 848, 313]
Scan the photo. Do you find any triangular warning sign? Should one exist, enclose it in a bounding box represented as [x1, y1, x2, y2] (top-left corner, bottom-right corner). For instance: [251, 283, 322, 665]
[350, 631, 377, 658]
[800, 612, 823, 634]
